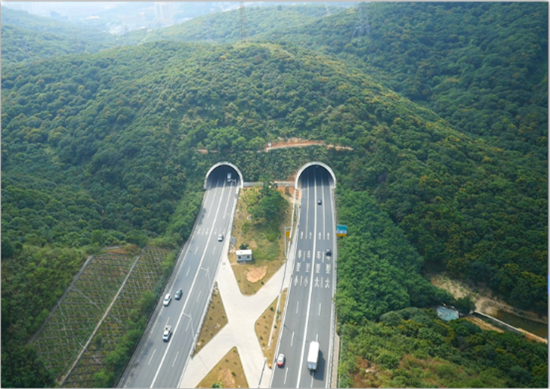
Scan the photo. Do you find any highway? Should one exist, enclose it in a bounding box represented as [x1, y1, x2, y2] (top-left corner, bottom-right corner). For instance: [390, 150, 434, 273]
[271, 166, 336, 388]
[119, 168, 239, 388]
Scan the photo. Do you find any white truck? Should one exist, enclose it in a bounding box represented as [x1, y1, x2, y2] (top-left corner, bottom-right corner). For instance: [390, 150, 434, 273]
[307, 341, 320, 371]
[162, 325, 172, 342]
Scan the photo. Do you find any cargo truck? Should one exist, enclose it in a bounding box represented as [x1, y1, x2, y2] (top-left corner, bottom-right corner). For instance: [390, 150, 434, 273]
[307, 341, 320, 371]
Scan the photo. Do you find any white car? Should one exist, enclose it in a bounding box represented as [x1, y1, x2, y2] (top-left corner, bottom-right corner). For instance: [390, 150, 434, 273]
[277, 353, 285, 367]
[163, 293, 171, 306]
[218, 234, 224, 242]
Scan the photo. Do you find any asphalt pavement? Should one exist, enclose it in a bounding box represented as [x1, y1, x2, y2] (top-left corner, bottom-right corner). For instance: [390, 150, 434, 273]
[118, 169, 239, 388]
[271, 167, 336, 388]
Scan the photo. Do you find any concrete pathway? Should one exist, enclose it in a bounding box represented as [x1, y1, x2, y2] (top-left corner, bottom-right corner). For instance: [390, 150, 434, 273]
[179, 247, 295, 388]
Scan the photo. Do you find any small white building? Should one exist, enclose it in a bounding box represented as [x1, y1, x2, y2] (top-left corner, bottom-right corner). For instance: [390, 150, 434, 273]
[236, 249, 253, 262]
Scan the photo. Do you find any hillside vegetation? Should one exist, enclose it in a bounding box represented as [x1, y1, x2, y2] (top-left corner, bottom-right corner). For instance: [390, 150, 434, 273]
[1, 6, 119, 66]
[1, 2, 547, 387]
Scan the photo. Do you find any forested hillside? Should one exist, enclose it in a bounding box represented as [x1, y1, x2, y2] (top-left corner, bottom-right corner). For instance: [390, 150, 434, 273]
[1, 7, 118, 66]
[1, 2, 547, 387]
[259, 2, 548, 156]
[127, 5, 337, 45]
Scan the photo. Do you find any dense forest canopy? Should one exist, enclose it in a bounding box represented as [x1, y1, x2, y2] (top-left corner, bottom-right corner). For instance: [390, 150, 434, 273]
[1, 2, 547, 387]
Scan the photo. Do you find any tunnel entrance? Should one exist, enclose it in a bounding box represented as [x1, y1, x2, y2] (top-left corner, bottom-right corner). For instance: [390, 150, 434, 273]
[204, 162, 244, 189]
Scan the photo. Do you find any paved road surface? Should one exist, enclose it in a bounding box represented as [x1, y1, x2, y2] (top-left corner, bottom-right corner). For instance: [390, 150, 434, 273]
[119, 169, 239, 388]
[271, 167, 336, 388]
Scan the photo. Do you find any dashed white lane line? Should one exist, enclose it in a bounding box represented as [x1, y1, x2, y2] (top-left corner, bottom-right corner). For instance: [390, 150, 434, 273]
[148, 349, 156, 366]
[284, 367, 289, 384]
[318, 303, 321, 316]
[172, 352, 179, 367]
[296, 301, 300, 314]
[196, 290, 202, 302]
[291, 331, 294, 346]
[186, 267, 191, 277]
[165, 317, 170, 326]
[194, 246, 199, 254]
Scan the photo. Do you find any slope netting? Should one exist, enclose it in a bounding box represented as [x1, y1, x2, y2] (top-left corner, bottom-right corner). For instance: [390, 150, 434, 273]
[63, 247, 170, 388]
[33, 253, 136, 377]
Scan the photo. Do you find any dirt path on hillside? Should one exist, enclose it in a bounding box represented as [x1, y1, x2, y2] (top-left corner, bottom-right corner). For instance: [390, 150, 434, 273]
[430, 274, 548, 324]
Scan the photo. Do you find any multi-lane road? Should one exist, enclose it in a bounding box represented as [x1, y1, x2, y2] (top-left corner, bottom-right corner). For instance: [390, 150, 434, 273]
[119, 169, 239, 388]
[271, 166, 336, 388]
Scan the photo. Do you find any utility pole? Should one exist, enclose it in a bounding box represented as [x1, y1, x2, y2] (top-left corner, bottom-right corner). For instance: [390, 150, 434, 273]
[352, 3, 371, 39]
[239, 2, 248, 43]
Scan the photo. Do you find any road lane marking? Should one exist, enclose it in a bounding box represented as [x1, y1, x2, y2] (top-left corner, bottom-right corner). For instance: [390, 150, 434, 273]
[186, 267, 191, 276]
[150, 175, 229, 388]
[316, 334, 318, 341]
[291, 331, 294, 346]
[186, 317, 191, 332]
[318, 303, 321, 316]
[284, 367, 289, 384]
[196, 290, 202, 302]
[166, 317, 170, 326]
[148, 349, 156, 366]
[172, 352, 179, 367]
[296, 168, 320, 387]
[194, 246, 199, 254]
[296, 301, 300, 314]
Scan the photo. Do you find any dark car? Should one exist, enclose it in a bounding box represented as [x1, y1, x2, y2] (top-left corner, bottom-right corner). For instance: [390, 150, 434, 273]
[175, 289, 183, 300]
[326, 248, 332, 256]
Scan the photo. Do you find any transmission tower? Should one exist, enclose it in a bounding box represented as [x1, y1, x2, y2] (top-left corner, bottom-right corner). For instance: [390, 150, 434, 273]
[352, 3, 371, 39]
[239, 2, 248, 43]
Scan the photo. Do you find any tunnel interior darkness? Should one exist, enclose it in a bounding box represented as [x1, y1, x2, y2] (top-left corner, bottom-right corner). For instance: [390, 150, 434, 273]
[205, 164, 242, 188]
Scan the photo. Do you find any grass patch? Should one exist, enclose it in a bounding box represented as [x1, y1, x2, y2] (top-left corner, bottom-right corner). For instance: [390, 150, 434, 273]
[255, 289, 288, 368]
[193, 284, 228, 355]
[229, 187, 293, 295]
[197, 347, 248, 388]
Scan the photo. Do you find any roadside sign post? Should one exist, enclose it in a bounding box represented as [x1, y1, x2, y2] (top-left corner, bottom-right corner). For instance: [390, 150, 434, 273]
[336, 225, 347, 237]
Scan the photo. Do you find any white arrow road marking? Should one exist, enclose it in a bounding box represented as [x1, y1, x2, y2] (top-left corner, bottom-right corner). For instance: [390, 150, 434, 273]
[307, 250, 311, 259]
[148, 349, 156, 366]
[316, 251, 321, 259]
[294, 276, 299, 286]
[298, 250, 302, 259]
[326, 264, 331, 274]
[296, 262, 301, 272]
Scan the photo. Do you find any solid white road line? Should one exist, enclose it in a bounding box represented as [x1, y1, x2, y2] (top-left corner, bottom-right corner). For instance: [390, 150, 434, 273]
[172, 351, 179, 367]
[150, 176, 228, 388]
[148, 349, 156, 366]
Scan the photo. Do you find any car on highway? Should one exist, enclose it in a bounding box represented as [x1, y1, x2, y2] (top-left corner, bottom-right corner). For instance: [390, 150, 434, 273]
[163, 325, 172, 342]
[277, 353, 285, 367]
[218, 234, 224, 242]
[175, 289, 183, 300]
[326, 248, 331, 256]
[163, 293, 171, 306]
[318, 199, 322, 205]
